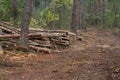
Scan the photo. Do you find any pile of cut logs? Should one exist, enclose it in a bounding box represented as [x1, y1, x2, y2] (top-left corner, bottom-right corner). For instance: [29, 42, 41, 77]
[0, 22, 76, 53]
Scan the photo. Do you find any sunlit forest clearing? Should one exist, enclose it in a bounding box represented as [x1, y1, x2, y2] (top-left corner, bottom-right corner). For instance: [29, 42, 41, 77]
[0, 0, 120, 80]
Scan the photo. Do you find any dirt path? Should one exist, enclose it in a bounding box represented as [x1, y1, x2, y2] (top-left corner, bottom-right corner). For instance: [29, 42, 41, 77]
[0, 29, 120, 80]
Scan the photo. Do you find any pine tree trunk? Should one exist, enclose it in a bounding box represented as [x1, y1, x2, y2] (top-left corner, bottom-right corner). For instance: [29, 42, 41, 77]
[102, 0, 106, 28]
[79, 0, 86, 30]
[13, 0, 18, 27]
[19, 0, 34, 48]
[113, 0, 118, 27]
[71, 0, 78, 34]
[83, 0, 86, 30]
[51, 0, 56, 30]
[58, 0, 63, 29]
[88, 0, 92, 24]
[94, 0, 102, 25]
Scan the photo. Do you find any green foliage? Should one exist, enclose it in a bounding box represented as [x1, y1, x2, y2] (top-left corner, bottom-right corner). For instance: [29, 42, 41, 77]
[55, 0, 73, 29]
[0, 0, 23, 21]
[30, 18, 41, 28]
[35, 7, 59, 28]
[34, 0, 73, 29]
[0, 0, 120, 29]
[0, 0, 13, 21]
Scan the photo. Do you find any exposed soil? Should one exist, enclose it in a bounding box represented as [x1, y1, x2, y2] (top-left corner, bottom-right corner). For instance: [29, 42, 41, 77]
[0, 28, 120, 80]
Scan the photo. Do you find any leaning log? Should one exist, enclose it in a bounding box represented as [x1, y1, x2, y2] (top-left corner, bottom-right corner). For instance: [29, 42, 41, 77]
[0, 25, 19, 34]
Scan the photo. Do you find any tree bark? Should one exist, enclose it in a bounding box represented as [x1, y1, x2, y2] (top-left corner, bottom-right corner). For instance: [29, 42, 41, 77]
[51, 0, 56, 30]
[102, 0, 106, 28]
[71, 0, 78, 34]
[113, 0, 118, 27]
[88, 0, 92, 24]
[19, 0, 34, 48]
[83, 0, 86, 30]
[13, 0, 18, 27]
[79, 0, 86, 30]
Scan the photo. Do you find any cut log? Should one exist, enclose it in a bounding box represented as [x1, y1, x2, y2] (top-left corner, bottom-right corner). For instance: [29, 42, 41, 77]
[29, 40, 52, 48]
[0, 32, 67, 39]
[54, 42, 69, 47]
[2, 41, 17, 49]
[51, 39, 69, 44]
[16, 28, 69, 34]
[29, 36, 50, 41]
[29, 46, 51, 53]
[28, 29, 69, 34]
[61, 37, 70, 41]
[0, 34, 20, 39]
[0, 21, 13, 26]
[0, 25, 19, 34]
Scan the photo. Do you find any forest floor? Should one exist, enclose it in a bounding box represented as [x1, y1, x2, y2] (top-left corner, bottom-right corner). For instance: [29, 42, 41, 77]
[0, 28, 120, 80]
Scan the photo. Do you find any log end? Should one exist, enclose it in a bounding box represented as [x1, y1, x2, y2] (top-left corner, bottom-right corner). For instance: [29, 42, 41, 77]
[0, 46, 4, 55]
[0, 50, 4, 55]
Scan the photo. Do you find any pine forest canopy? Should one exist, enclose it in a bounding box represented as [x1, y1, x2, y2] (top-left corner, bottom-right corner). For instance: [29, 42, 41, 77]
[0, 0, 120, 29]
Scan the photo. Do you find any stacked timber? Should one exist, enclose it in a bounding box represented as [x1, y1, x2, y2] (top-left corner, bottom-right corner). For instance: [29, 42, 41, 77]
[0, 22, 76, 53]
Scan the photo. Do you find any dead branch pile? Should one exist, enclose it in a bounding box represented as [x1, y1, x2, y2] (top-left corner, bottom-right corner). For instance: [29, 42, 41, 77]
[0, 22, 76, 53]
